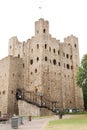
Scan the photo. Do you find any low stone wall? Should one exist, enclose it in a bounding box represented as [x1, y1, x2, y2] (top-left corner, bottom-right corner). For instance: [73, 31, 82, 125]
[18, 100, 40, 116]
[40, 108, 54, 116]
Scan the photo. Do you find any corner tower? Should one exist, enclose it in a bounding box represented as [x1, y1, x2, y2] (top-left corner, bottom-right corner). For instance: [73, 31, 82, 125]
[64, 35, 84, 109]
[35, 18, 49, 37]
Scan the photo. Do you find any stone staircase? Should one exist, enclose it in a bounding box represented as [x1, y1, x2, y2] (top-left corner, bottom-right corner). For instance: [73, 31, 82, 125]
[16, 89, 59, 114]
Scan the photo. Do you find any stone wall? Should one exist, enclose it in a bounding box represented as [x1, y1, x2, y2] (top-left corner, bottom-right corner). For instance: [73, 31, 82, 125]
[7, 56, 23, 115]
[0, 57, 9, 114]
[0, 56, 23, 115]
[18, 100, 40, 116]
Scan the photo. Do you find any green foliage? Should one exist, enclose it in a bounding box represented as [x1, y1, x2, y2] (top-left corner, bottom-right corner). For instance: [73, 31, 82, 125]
[76, 54, 87, 88]
[83, 88, 87, 109]
[76, 54, 87, 109]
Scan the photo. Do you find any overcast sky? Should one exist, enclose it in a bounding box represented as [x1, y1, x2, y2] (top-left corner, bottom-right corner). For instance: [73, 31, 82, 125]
[0, 0, 87, 60]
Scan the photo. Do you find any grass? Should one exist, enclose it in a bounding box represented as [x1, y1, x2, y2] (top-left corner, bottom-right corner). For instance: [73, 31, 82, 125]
[45, 114, 87, 130]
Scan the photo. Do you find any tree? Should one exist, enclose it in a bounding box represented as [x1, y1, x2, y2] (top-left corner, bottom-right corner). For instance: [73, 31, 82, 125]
[76, 54, 87, 109]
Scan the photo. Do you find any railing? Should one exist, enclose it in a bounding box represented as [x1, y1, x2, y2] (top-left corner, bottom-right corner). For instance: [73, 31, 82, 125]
[17, 89, 59, 114]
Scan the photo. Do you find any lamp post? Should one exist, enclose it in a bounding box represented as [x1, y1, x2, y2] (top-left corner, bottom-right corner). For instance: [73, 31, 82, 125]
[40, 93, 43, 107]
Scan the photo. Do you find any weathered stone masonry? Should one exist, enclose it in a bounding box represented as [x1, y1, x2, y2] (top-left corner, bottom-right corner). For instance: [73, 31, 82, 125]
[0, 18, 84, 115]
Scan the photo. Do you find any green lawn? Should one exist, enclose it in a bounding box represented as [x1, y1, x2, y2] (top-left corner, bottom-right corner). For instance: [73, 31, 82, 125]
[45, 115, 87, 130]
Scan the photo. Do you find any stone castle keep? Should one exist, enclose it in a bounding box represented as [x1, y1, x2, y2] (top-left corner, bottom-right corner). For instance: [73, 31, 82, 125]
[0, 18, 84, 115]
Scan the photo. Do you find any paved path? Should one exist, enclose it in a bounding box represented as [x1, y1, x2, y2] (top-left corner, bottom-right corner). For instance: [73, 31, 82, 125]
[16, 116, 58, 130]
[0, 115, 71, 130]
[0, 116, 58, 130]
[19, 117, 56, 130]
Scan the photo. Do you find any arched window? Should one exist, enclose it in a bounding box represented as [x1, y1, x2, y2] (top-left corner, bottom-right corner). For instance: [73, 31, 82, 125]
[35, 69, 37, 73]
[3, 91, 5, 95]
[37, 57, 39, 61]
[37, 44, 39, 49]
[30, 59, 33, 65]
[23, 63, 25, 68]
[53, 49, 55, 53]
[43, 29, 46, 33]
[45, 44, 47, 49]
[53, 59, 56, 65]
[66, 54, 69, 59]
[58, 62, 60, 66]
[70, 55, 72, 59]
[58, 50, 60, 55]
[18, 54, 20, 58]
[67, 64, 70, 69]
[45, 56, 47, 61]
[74, 44, 76, 48]
[71, 66, 73, 70]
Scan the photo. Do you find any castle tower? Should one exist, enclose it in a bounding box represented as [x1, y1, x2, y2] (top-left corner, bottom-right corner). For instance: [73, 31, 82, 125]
[64, 35, 84, 109]
[24, 18, 50, 94]
[35, 18, 49, 37]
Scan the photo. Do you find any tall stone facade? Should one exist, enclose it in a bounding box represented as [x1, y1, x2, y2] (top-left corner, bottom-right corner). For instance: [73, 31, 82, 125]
[0, 56, 23, 114]
[0, 18, 84, 115]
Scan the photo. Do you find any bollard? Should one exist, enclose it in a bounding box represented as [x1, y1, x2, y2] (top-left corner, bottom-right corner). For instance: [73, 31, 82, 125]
[0, 111, 1, 117]
[19, 116, 23, 125]
[59, 111, 63, 119]
[29, 116, 31, 121]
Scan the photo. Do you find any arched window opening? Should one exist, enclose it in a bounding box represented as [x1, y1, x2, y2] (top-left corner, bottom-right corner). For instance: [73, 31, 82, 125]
[11, 90, 13, 94]
[13, 73, 15, 77]
[18, 54, 20, 58]
[37, 57, 39, 61]
[70, 55, 72, 59]
[37, 44, 39, 49]
[58, 50, 60, 55]
[45, 56, 47, 61]
[16, 89, 22, 100]
[35, 69, 37, 73]
[53, 49, 55, 53]
[43, 29, 46, 33]
[3, 91, 5, 95]
[53, 59, 56, 65]
[58, 62, 60, 66]
[66, 54, 69, 59]
[45, 44, 47, 49]
[35, 88, 38, 93]
[30, 59, 33, 65]
[71, 66, 73, 70]
[67, 64, 70, 69]
[74, 44, 76, 48]
[23, 63, 25, 68]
